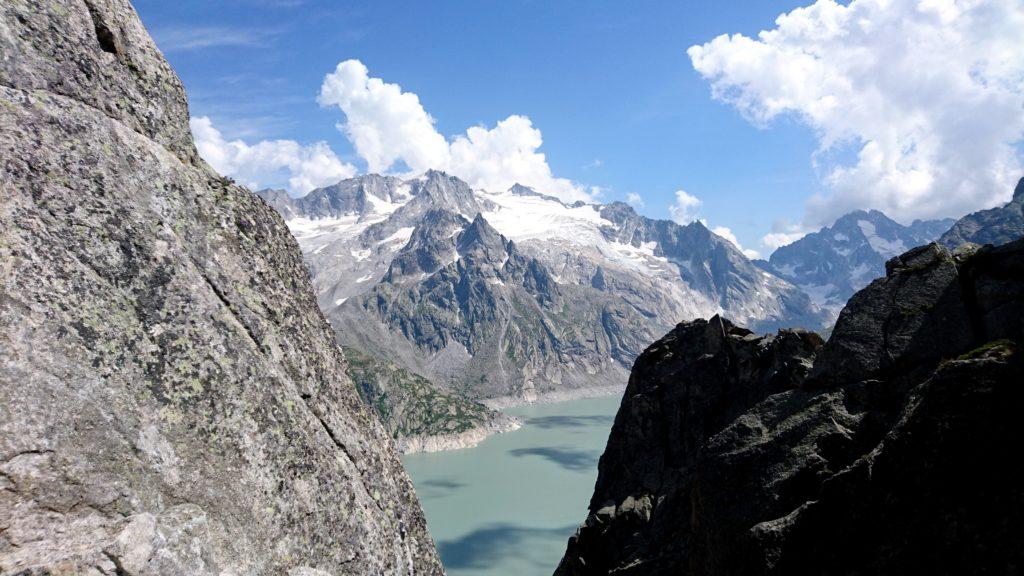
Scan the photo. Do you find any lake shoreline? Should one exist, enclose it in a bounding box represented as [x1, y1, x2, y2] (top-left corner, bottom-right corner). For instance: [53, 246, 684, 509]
[398, 413, 523, 454]
[400, 384, 626, 454]
[481, 383, 627, 411]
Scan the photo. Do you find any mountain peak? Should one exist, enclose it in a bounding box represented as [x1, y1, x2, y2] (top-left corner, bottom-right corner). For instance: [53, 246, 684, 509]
[509, 183, 535, 196]
[416, 170, 471, 193]
[766, 207, 956, 313]
[686, 218, 712, 234]
[598, 201, 639, 226]
[938, 176, 1024, 249]
[834, 208, 893, 226]
[459, 213, 505, 252]
[422, 169, 454, 181]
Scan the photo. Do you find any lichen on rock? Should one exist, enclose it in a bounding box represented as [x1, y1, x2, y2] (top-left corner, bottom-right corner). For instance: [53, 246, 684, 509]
[0, 1, 443, 574]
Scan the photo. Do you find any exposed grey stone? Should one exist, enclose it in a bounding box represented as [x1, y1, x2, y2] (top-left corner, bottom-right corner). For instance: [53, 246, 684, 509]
[333, 210, 651, 402]
[0, 1, 442, 574]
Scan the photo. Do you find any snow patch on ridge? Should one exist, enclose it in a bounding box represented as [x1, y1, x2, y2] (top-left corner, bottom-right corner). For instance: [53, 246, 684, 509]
[479, 189, 609, 245]
[381, 226, 415, 247]
[857, 220, 907, 257]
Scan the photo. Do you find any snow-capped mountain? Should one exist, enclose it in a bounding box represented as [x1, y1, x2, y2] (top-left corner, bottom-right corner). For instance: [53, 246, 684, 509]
[258, 171, 826, 402]
[761, 210, 954, 314]
[939, 177, 1024, 249]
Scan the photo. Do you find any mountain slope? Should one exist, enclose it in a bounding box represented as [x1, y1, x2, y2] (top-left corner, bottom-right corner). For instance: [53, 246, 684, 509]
[0, 2, 441, 574]
[344, 347, 520, 452]
[332, 210, 654, 403]
[763, 209, 953, 313]
[595, 201, 824, 331]
[260, 174, 825, 403]
[555, 239, 1023, 575]
[939, 176, 1024, 248]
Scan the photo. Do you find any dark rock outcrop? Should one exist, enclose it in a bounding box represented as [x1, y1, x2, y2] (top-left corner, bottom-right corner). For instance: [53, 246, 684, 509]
[555, 239, 1024, 575]
[939, 177, 1024, 249]
[0, 2, 442, 574]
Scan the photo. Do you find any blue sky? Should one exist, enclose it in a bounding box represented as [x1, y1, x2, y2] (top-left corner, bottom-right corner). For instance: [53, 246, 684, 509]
[134, 0, 1024, 257]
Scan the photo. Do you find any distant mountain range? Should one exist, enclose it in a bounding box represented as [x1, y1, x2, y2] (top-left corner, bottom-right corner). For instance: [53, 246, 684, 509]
[759, 210, 954, 312]
[258, 171, 825, 404]
[259, 173, 1024, 404]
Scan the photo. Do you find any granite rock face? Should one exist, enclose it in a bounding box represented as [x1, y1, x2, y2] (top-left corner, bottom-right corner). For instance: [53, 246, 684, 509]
[555, 239, 1024, 575]
[0, 2, 442, 574]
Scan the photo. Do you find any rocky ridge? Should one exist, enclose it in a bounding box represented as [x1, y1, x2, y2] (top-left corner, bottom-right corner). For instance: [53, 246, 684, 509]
[0, 2, 441, 574]
[555, 237, 1024, 575]
[939, 176, 1024, 249]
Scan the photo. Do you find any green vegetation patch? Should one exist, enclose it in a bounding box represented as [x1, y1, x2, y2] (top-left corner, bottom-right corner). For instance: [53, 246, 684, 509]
[343, 347, 498, 440]
[957, 339, 1017, 361]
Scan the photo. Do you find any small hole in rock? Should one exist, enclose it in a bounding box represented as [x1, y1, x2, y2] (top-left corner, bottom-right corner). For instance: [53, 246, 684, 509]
[94, 23, 118, 54]
[86, 4, 118, 54]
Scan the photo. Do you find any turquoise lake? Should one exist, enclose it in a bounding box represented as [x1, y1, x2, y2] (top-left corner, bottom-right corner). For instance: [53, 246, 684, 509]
[402, 394, 623, 576]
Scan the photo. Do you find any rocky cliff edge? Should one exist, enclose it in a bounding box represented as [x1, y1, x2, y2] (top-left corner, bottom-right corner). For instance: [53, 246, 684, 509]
[0, 1, 443, 574]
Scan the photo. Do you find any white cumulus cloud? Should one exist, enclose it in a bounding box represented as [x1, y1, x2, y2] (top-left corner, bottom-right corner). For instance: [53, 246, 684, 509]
[626, 192, 645, 208]
[318, 59, 593, 202]
[760, 219, 812, 251]
[669, 189, 702, 224]
[712, 225, 762, 259]
[318, 60, 450, 175]
[449, 115, 590, 202]
[762, 230, 809, 251]
[190, 116, 356, 194]
[688, 0, 1024, 226]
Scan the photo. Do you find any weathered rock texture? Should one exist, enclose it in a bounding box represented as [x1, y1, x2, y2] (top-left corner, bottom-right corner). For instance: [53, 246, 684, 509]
[335, 209, 654, 403]
[0, 2, 442, 574]
[555, 239, 1024, 575]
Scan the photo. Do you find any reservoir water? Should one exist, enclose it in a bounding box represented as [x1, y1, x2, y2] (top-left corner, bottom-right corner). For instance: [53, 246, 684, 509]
[402, 394, 622, 576]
